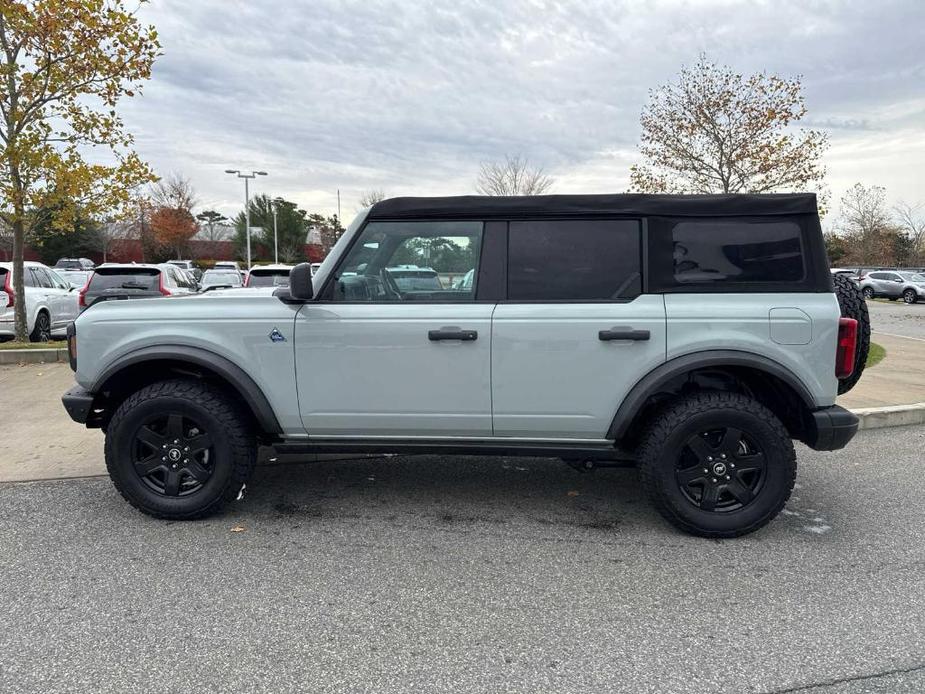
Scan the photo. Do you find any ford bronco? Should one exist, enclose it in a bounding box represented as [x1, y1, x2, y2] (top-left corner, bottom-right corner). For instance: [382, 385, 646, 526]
[62, 193, 869, 537]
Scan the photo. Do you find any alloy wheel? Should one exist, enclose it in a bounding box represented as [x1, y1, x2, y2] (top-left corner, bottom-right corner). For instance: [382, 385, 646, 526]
[131, 412, 215, 496]
[675, 427, 767, 512]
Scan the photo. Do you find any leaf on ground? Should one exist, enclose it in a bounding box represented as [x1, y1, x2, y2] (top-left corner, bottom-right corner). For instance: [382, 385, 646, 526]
[230, 525, 246, 533]
[567, 490, 580, 497]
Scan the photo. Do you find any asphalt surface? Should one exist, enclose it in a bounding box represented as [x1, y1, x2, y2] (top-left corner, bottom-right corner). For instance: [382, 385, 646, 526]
[2, 425, 925, 693]
[867, 299, 925, 340]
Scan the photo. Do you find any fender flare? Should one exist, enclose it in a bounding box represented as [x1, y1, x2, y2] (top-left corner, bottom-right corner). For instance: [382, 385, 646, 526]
[607, 350, 817, 440]
[92, 344, 282, 434]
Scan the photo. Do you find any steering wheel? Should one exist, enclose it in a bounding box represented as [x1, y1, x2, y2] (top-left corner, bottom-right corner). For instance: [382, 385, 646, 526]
[379, 267, 403, 300]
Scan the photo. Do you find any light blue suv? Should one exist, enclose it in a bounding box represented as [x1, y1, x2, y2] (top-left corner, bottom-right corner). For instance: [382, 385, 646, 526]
[61, 194, 869, 537]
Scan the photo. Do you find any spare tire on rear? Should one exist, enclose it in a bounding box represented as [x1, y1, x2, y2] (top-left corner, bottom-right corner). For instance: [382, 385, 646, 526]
[833, 273, 870, 394]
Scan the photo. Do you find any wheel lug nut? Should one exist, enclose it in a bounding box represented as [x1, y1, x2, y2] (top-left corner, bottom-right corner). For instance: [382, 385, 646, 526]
[712, 478, 717, 483]
[730, 463, 735, 468]
[184, 447, 189, 452]
[720, 454, 726, 459]
[725, 475, 730, 480]
[702, 468, 708, 473]
[707, 456, 713, 462]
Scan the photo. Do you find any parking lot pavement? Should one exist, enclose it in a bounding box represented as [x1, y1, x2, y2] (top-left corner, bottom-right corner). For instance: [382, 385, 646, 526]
[2, 424, 924, 693]
[867, 299, 925, 340]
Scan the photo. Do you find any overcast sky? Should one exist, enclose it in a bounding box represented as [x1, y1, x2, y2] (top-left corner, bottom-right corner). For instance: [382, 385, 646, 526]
[123, 0, 925, 224]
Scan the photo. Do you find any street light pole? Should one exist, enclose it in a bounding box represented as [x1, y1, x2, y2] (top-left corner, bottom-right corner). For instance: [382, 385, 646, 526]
[224, 169, 267, 270]
[272, 205, 278, 264]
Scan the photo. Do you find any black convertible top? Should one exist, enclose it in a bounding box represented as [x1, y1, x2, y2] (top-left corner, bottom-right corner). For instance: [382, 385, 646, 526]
[368, 193, 818, 220]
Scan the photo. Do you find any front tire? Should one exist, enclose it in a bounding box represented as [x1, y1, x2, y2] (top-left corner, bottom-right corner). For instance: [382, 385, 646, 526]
[105, 379, 257, 519]
[637, 392, 796, 538]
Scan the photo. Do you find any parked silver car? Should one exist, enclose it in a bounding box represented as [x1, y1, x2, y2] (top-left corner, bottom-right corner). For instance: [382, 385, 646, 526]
[859, 270, 925, 303]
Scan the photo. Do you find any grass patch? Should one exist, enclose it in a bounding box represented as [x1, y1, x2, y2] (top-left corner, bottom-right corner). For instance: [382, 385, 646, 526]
[0, 340, 66, 350]
[866, 342, 886, 368]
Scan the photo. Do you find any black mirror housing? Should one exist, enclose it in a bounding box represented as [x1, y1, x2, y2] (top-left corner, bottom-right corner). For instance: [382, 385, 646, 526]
[288, 263, 314, 301]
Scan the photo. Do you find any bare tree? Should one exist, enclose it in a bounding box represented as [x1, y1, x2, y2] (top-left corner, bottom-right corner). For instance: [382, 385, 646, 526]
[151, 173, 198, 212]
[475, 155, 554, 196]
[357, 189, 388, 209]
[837, 184, 902, 265]
[629, 57, 828, 196]
[89, 219, 133, 263]
[894, 201, 925, 263]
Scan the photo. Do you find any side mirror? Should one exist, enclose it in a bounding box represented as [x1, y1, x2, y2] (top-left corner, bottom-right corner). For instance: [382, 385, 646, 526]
[287, 263, 314, 301]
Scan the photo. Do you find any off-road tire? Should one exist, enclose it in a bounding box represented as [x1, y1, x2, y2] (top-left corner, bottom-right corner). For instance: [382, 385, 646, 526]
[105, 379, 257, 519]
[29, 310, 51, 343]
[833, 273, 871, 394]
[637, 392, 796, 538]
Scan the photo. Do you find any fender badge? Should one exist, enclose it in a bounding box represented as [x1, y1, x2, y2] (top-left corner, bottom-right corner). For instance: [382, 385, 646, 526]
[269, 328, 286, 343]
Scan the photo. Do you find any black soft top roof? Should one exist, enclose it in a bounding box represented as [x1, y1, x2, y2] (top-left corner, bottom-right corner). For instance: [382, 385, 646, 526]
[368, 193, 817, 220]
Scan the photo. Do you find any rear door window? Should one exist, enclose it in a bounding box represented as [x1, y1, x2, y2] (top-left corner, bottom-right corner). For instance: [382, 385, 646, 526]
[507, 220, 642, 301]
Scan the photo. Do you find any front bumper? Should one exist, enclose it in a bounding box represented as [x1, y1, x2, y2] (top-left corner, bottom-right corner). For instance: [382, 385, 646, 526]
[804, 405, 859, 451]
[62, 385, 97, 426]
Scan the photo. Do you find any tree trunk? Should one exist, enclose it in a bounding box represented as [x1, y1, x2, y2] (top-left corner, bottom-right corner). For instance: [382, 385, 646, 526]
[11, 216, 27, 342]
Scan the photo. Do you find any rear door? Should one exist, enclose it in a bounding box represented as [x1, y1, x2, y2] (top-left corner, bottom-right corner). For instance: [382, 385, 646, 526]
[491, 219, 666, 439]
[295, 220, 493, 436]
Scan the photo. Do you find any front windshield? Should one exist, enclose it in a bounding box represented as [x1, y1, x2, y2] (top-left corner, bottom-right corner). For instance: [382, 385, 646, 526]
[900, 272, 925, 282]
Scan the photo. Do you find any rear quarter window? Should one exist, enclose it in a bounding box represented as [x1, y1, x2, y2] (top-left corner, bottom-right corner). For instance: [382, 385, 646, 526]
[647, 216, 819, 293]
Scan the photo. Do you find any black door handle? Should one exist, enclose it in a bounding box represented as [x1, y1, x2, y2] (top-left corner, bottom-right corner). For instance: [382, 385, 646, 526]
[429, 328, 478, 341]
[599, 328, 650, 341]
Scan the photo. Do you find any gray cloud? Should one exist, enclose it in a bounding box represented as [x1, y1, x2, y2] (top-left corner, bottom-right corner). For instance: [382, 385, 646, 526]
[121, 0, 925, 219]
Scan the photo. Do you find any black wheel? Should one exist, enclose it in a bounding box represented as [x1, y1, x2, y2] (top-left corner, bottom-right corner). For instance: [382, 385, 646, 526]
[862, 287, 874, 299]
[105, 379, 257, 519]
[29, 311, 51, 342]
[903, 289, 917, 304]
[833, 273, 871, 394]
[637, 392, 796, 538]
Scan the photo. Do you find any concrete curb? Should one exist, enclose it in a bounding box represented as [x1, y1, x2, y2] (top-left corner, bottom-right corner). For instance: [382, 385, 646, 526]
[852, 403, 925, 431]
[0, 348, 68, 365]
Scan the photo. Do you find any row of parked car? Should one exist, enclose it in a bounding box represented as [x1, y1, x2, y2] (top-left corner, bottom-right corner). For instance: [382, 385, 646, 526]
[0, 259, 313, 342]
[831, 266, 925, 303]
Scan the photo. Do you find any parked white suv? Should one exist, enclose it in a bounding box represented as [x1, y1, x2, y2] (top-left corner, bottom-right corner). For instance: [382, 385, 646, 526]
[1, 261, 80, 341]
[62, 194, 869, 537]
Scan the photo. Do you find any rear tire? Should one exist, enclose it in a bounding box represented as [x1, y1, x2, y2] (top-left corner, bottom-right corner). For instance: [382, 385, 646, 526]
[903, 289, 917, 304]
[637, 392, 796, 538]
[862, 287, 874, 299]
[833, 273, 871, 394]
[105, 379, 257, 519]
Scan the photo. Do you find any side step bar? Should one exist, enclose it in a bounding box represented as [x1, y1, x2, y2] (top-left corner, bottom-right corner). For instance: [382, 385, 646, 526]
[272, 439, 636, 463]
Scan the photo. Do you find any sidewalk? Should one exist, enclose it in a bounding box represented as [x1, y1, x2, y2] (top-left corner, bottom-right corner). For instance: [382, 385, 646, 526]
[838, 332, 925, 409]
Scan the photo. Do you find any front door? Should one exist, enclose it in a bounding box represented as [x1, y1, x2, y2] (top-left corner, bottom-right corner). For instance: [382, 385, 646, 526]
[491, 219, 667, 439]
[295, 220, 492, 437]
